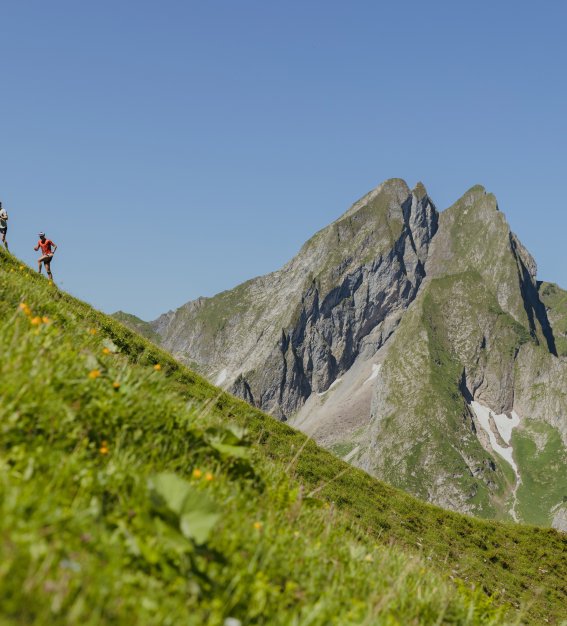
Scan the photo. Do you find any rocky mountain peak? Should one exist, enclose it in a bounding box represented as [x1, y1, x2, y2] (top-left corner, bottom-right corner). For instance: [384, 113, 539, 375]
[342, 177, 411, 220]
[143, 178, 439, 419]
[412, 181, 428, 200]
[115, 179, 567, 528]
[458, 184, 498, 209]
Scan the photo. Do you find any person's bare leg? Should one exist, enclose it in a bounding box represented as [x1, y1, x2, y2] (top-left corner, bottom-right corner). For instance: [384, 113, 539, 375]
[46, 261, 53, 280]
[38, 260, 43, 274]
[1, 234, 8, 250]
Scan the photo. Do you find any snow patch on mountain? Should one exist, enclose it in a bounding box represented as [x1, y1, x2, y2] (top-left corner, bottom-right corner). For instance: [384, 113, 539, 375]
[471, 402, 522, 521]
[470, 402, 520, 475]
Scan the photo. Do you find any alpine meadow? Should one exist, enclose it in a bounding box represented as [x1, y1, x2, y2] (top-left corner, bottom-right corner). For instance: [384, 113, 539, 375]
[1, 235, 566, 625]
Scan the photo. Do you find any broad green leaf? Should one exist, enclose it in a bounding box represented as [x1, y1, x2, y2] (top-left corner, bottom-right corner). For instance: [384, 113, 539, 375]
[226, 424, 247, 442]
[148, 472, 221, 544]
[178, 489, 221, 544]
[152, 517, 193, 554]
[180, 509, 221, 544]
[210, 442, 251, 459]
[149, 472, 191, 515]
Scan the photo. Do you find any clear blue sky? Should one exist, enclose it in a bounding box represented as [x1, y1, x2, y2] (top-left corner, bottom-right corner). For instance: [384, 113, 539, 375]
[1, 1, 566, 320]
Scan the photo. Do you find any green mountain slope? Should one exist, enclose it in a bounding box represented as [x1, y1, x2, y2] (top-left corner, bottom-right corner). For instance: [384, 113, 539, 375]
[1, 251, 566, 625]
[424, 186, 552, 349]
[363, 270, 527, 517]
[356, 186, 567, 525]
[112, 310, 163, 345]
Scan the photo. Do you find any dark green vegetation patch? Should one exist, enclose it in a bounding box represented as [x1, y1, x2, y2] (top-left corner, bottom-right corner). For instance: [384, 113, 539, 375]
[513, 420, 567, 526]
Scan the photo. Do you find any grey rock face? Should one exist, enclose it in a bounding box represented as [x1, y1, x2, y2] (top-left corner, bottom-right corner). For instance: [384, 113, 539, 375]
[249, 205, 436, 419]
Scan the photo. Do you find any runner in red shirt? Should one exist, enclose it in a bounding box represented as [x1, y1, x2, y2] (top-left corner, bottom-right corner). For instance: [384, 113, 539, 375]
[34, 232, 58, 280]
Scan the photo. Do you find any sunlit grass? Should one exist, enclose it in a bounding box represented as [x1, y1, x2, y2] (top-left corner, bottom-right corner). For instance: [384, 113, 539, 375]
[0, 250, 563, 624]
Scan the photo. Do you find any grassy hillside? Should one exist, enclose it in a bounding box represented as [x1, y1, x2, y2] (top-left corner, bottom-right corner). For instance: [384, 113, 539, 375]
[0, 251, 566, 625]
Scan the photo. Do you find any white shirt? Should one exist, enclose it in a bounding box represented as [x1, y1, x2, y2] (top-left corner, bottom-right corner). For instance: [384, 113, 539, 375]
[0, 209, 8, 229]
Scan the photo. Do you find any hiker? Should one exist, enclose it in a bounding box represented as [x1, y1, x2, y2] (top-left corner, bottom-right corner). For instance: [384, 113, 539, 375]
[34, 232, 57, 280]
[0, 202, 8, 250]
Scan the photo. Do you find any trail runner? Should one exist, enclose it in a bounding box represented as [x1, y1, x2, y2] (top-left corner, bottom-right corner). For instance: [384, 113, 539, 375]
[34, 232, 57, 280]
[0, 202, 9, 250]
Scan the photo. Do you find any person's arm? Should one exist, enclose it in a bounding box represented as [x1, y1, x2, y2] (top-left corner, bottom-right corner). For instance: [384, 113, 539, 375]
[34, 242, 39, 251]
[52, 242, 57, 253]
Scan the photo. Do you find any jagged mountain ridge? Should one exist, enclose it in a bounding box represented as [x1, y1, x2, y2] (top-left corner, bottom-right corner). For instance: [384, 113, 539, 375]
[116, 179, 567, 527]
[151, 179, 437, 418]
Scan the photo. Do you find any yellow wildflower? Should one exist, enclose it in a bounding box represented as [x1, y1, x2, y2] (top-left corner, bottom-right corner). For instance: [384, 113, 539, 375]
[88, 328, 97, 335]
[153, 364, 162, 371]
[19, 302, 31, 316]
[112, 381, 121, 390]
[88, 369, 101, 379]
[102, 347, 111, 355]
[41, 316, 50, 324]
[30, 316, 42, 326]
[19, 265, 24, 270]
[99, 441, 109, 455]
[253, 521, 263, 530]
[205, 472, 214, 482]
[192, 468, 202, 479]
